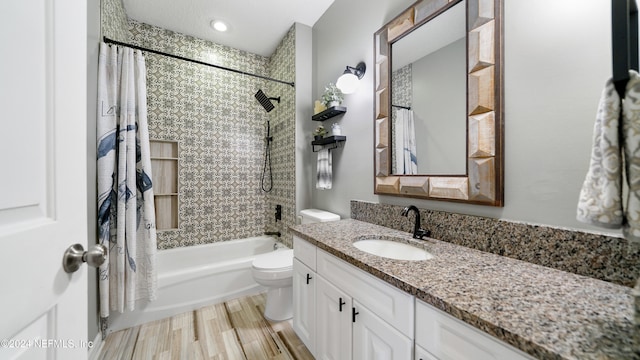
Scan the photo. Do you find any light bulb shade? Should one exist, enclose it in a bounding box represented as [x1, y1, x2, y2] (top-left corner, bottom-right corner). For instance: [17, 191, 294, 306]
[335, 62, 366, 94]
[336, 72, 359, 94]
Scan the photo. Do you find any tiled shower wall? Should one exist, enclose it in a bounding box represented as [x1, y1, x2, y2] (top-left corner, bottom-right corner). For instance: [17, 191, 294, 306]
[351, 200, 640, 287]
[101, 0, 297, 249]
[265, 29, 297, 248]
[101, 0, 129, 42]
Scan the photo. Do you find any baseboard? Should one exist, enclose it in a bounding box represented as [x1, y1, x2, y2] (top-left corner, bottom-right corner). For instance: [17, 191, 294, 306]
[87, 331, 103, 360]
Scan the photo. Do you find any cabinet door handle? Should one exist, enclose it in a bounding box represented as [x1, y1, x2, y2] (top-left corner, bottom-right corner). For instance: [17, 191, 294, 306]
[306, 273, 312, 284]
[339, 297, 345, 312]
[352, 307, 359, 323]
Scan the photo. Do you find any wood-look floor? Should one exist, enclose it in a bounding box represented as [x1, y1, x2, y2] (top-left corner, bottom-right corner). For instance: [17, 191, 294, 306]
[97, 293, 314, 360]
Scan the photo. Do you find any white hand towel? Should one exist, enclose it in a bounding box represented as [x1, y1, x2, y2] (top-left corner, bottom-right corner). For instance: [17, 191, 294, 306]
[577, 70, 640, 242]
[316, 148, 332, 190]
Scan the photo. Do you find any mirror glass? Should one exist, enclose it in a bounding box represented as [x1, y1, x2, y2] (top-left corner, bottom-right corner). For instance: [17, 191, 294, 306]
[390, 1, 466, 175]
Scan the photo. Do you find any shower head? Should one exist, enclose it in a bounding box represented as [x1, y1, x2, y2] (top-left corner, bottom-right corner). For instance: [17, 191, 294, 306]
[255, 89, 280, 113]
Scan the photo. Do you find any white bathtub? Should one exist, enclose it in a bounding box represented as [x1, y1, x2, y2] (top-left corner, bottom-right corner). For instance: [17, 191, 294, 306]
[108, 236, 278, 333]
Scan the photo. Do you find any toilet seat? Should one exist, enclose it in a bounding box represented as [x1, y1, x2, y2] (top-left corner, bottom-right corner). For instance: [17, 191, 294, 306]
[252, 249, 293, 271]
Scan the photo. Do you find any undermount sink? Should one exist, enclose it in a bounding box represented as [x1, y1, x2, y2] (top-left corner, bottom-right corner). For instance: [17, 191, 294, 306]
[353, 238, 433, 261]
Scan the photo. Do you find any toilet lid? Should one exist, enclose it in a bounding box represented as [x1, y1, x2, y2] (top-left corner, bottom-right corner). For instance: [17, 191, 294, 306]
[253, 249, 293, 270]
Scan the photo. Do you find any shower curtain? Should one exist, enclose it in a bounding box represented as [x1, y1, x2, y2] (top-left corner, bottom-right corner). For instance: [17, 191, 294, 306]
[394, 108, 418, 174]
[97, 42, 157, 337]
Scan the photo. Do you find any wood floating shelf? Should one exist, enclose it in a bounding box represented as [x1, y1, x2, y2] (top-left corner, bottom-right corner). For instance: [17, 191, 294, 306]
[312, 106, 347, 121]
[312, 135, 346, 152]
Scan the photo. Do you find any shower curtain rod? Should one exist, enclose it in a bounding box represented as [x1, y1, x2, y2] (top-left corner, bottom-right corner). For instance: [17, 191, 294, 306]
[103, 37, 295, 88]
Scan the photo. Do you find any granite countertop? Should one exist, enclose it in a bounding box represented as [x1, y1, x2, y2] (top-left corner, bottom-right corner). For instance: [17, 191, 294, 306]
[290, 219, 638, 360]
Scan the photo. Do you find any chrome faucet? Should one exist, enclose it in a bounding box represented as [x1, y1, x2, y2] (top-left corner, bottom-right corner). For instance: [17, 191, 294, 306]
[401, 205, 431, 239]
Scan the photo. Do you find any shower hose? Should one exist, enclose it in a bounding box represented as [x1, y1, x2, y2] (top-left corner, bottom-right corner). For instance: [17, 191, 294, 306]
[261, 120, 273, 192]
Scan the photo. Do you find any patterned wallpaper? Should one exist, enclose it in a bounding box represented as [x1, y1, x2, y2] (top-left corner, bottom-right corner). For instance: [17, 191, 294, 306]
[392, 64, 412, 108]
[124, 20, 296, 249]
[101, 0, 130, 42]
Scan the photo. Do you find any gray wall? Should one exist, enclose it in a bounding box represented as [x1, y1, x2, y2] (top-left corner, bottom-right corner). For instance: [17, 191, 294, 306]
[412, 37, 466, 174]
[312, 0, 614, 235]
[295, 23, 315, 217]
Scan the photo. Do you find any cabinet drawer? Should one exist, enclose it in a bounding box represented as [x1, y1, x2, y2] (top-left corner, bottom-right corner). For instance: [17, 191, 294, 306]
[293, 236, 316, 270]
[415, 300, 534, 360]
[317, 249, 414, 338]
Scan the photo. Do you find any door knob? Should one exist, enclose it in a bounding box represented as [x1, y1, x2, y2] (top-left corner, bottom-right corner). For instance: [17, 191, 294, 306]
[62, 243, 107, 273]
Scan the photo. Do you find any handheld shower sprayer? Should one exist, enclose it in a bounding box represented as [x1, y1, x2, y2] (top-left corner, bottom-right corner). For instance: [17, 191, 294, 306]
[255, 89, 280, 112]
[256, 89, 281, 192]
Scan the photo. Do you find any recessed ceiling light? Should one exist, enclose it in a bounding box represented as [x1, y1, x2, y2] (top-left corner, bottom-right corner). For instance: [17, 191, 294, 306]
[210, 20, 228, 32]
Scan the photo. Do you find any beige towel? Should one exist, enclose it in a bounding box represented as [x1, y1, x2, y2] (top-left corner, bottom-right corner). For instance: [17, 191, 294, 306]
[577, 71, 640, 241]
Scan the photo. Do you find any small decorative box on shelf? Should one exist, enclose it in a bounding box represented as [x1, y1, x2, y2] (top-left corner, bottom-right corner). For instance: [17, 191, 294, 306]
[312, 106, 347, 121]
[311, 135, 346, 152]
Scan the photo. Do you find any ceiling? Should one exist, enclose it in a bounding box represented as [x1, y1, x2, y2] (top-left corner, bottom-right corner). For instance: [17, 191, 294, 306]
[122, 0, 335, 57]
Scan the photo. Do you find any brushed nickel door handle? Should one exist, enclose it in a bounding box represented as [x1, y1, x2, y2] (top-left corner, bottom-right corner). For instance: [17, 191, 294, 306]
[62, 244, 107, 273]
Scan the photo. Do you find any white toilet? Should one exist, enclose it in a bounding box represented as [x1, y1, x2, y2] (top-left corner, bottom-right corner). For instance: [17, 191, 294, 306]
[251, 209, 339, 321]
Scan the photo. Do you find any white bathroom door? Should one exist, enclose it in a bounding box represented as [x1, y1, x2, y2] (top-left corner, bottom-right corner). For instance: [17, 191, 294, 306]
[0, 1, 88, 359]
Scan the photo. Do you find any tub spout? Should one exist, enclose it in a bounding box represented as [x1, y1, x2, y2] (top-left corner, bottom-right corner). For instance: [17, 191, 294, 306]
[264, 231, 281, 237]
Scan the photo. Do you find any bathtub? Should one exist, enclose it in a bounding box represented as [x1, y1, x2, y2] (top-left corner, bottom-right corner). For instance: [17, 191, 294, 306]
[108, 236, 278, 333]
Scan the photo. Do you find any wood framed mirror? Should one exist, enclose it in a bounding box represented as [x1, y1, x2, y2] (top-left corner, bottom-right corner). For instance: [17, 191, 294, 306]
[373, 0, 503, 206]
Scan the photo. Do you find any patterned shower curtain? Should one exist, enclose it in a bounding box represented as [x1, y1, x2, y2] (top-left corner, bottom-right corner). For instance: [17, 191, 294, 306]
[97, 42, 157, 337]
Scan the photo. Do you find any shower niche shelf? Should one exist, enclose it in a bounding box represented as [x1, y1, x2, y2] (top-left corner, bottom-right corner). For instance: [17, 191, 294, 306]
[150, 140, 179, 231]
[312, 106, 346, 121]
[312, 135, 346, 152]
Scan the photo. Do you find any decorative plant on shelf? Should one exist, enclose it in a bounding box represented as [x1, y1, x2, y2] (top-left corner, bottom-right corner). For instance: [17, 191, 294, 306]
[321, 82, 344, 107]
[313, 125, 327, 140]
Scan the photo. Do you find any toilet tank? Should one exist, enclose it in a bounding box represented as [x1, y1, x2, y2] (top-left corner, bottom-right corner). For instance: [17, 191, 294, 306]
[300, 209, 340, 224]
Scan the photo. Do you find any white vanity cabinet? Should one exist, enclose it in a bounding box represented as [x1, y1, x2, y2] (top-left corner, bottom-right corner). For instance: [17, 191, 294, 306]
[292, 236, 318, 356]
[292, 236, 414, 359]
[315, 275, 413, 360]
[415, 299, 534, 360]
[315, 248, 414, 360]
[292, 235, 536, 360]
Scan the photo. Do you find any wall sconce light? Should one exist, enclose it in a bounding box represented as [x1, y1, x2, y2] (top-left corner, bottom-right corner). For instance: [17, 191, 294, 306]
[336, 62, 366, 94]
